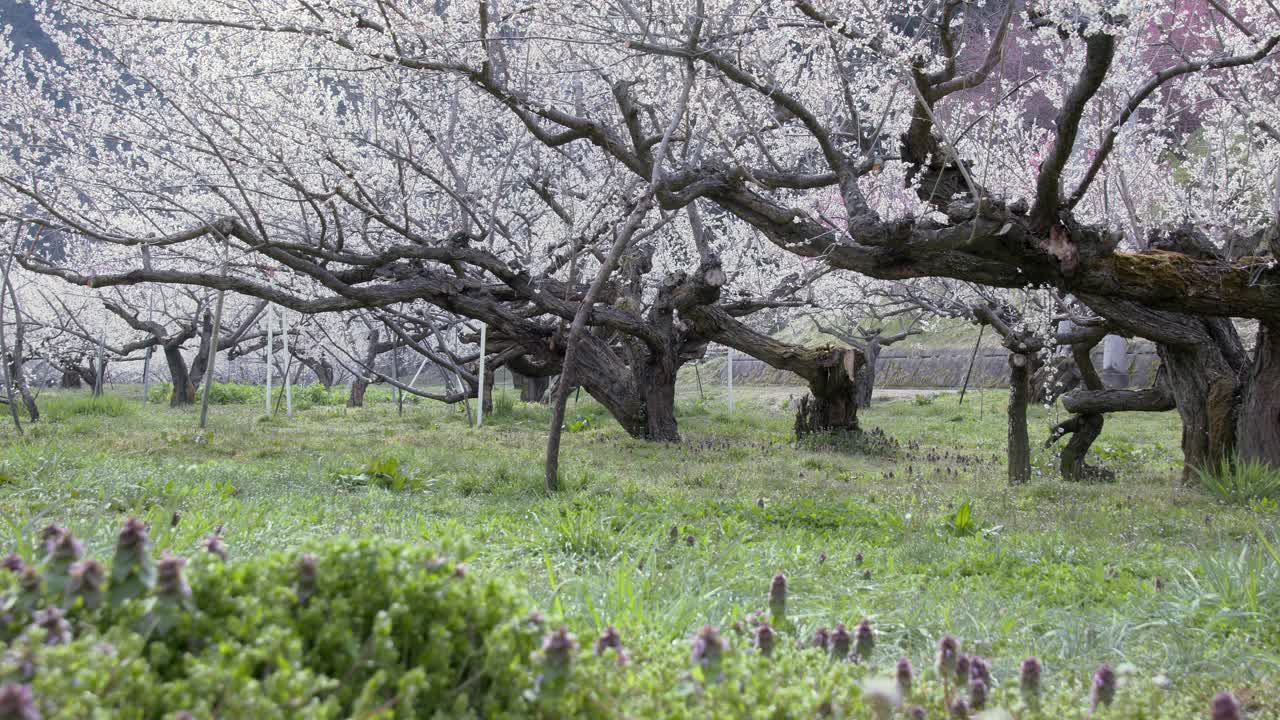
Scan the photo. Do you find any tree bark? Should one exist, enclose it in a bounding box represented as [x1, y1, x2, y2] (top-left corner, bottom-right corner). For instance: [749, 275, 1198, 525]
[6, 353, 38, 421]
[164, 345, 196, 406]
[640, 353, 680, 441]
[1237, 320, 1280, 466]
[1160, 338, 1241, 482]
[348, 379, 368, 407]
[2, 275, 38, 421]
[1008, 352, 1032, 485]
[853, 340, 880, 409]
[481, 361, 495, 415]
[347, 329, 380, 407]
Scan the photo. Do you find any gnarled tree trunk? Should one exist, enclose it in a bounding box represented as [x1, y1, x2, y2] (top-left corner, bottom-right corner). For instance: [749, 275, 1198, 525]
[60, 369, 82, 388]
[347, 329, 380, 408]
[1082, 292, 1253, 482]
[164, 345, 196, 406]
[795, 350, 861, 435]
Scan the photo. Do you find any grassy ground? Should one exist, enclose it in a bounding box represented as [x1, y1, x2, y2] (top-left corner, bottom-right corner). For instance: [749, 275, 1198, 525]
[2, 381, 1278, 715]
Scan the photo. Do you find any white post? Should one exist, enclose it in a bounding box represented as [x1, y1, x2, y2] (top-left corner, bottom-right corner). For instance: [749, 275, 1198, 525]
[198, 289, 226, 430]
[281, 307, 293, 417]
[141, 290, 153, 401]
[94, 329, 107, 398]
[727, 346, 734, 416]
[265, 306, 273, 415]
[408, 356, 429, 389]
[476, 323, 487, 427]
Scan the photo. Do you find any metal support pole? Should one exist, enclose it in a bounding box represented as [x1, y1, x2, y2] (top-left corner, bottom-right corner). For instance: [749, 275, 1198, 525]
[199, 239, 230, 430]
[408, 356, 429, 390]
[281, 307, 292, 417]
[393, 342, 403, 416]
[94, 329, 106, 397]
[141, 346, 153, 403]
[727, 347, 734, 416]
[265, 306, 273, 416]
[141, 289, 154, 402]
[198, 291, 226, 430]
[476, 323, 487, 427]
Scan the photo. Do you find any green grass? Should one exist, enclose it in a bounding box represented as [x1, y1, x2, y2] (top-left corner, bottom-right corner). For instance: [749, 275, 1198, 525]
[2, 383, 1278, 715]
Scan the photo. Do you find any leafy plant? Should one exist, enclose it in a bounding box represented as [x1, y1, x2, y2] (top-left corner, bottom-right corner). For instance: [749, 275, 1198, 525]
[945, 500, 978, 537]
[566, 414, 596, 433]
[328, 456, 423, 491]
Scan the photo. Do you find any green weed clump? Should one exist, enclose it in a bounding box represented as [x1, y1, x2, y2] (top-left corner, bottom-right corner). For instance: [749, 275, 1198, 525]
[1197, 456, 1280, 506]
[147, 382, 260, 405]
[327, 456, 423, 491]
[40, 394, 136, 421]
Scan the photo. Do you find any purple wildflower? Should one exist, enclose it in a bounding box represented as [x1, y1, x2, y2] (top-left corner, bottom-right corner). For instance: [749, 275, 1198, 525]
[854, 619, 875, 662]
[896, 657, 914, 697]
[955, 654, 971, 686]
[948, 697, 968, 719]
[541, 626, 577, 673]
[201, 535, 228, 562]
[829, 623, 852, 659]
[593, 625, 621, 656]
[936, 635, 959, 680]
[968, 656, 991, 686]
[969, 678, 987, 711]
[690, 624, 727, 670]
[1020, 657, 1042, 708]
[813, 626, 831, 650]
[18, 568, 40, 595]
[116, 518, 147, 553]
[50, 533, 82, 564]
[39, 525, 65, 558]
[0, 683, 40, 720]
[32, 608, 70, 646]
[67, 559, 105, 609]
[593, 625, 628, 665]
[2, 554, 24, 574]
[1091, 663, 1116, 710]
[754, 623, 776, 658]
[1211, 692, 1241, 720]
[155, 553, 191, 601]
